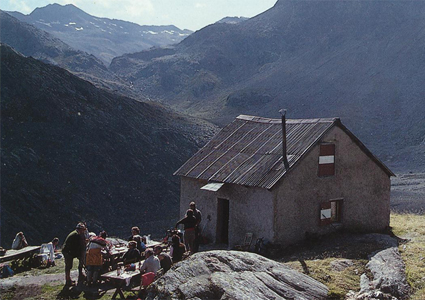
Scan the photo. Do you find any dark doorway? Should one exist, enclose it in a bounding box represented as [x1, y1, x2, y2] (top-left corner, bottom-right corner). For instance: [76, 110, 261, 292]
[216, 198, 229, 244]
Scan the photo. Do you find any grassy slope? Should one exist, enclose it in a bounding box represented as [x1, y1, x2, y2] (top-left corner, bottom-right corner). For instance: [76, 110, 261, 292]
[278, 213, 425, 300]
[391, 213, 425, 300]
[1, 213, 424, 299]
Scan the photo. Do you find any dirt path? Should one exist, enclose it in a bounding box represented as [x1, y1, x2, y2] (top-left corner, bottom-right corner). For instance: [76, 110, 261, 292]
[0, 270, 78, 289]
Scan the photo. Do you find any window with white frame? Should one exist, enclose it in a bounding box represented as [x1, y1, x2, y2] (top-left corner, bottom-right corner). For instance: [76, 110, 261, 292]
[320, 199, 342, 225]
[318, 143, 335, 176]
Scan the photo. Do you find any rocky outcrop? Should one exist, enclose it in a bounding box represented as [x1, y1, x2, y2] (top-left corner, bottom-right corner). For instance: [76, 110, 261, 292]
[146, 250, 329, 300]
[346, 235, 410, 300]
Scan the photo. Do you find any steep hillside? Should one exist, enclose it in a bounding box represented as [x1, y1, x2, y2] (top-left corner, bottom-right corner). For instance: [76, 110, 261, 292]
[8, 3, 192, 64]
[109, 0, 425, 170]
[0, 44, 218, 247]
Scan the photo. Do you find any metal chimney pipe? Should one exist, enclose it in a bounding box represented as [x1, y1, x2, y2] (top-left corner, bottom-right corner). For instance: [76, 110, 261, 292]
[279, 109, 289, 170]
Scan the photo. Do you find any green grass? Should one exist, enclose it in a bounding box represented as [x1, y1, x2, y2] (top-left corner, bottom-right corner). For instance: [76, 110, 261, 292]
[285, 258, 368, 299]
[391, 213, 425, 300]
[24, 257, 67, 277]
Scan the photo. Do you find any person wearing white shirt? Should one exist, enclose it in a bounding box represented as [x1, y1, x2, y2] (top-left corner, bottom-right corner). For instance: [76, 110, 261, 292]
[139, 249, 160, 275]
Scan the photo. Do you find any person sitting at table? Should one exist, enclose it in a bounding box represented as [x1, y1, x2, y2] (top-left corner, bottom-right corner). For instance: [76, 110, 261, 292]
[170, 235, 186, 263]
[128, 227, 146, 254]
[40, 237, 60, 266]
[140, 249, 160, 275]
[175, 209, 197, 254]
[51, 237, 63, 260]
[86, 232, 109, 286]
[122, 241, 141, 265]
[153, 245, 172, 273]
[138, 249, 160, 293]
[133, 234, 146, 254]
[128, 226, 140, 241]
[11, 232, 28, 250]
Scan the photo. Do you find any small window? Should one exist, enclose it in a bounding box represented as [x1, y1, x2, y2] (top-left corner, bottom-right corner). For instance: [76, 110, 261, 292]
[318, 144, 335, 176]
[320, 199, 342, 225]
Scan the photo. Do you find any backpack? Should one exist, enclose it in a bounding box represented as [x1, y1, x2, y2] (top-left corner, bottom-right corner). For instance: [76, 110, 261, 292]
[1, 265, 14, 278]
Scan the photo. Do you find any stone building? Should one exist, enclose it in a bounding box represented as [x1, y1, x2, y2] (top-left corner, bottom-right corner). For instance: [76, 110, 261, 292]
[174, 114, 394, 248]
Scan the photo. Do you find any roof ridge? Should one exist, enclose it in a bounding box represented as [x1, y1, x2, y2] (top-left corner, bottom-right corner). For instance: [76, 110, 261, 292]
[236, 114, 339, 124]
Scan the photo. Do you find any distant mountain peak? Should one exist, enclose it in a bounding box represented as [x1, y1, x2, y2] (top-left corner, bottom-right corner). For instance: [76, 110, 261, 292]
[30, 2, 90, 20]
[217, 16, 248, 25]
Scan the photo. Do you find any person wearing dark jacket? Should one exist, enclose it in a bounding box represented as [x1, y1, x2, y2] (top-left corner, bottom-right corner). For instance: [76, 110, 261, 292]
[62, 223, 86, 286]
[170, 235, 186, 263]
[128, 226, 146, 254]
[122, 241, 141, 264]
[175, 209, 197, 254]
[190, 202, 202, 253]
[154, 245, 172, 273]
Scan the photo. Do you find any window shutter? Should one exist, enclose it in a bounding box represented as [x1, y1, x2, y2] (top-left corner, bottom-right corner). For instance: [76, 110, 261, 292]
[331, 200, 342, 222]
[320, 201, 332, 226]
[318, 144, 335, 176]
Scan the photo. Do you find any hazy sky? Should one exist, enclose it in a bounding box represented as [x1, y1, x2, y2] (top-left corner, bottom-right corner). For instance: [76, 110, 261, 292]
[0, 0, 277, 31]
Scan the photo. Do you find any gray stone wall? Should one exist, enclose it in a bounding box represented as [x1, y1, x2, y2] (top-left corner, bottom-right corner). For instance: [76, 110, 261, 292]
[180, 177, 274, 248]
[273, 126, 391, 245]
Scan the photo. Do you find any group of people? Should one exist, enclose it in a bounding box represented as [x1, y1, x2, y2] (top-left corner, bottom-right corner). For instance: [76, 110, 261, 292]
[11, 232, 60, 267]
[62, 222, 119, 286]
[11, 201, 203, 289]
[175, 201, 202, 255]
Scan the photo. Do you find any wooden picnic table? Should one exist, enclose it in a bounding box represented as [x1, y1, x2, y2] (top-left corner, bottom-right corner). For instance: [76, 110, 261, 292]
[146, 240, 162, 248]
[109, 246, 127, 257]
[0, 246, 41, 263]
[101, 268, 141, 299]
[101, 240, 165, 273]
[101, 246, 128, 272]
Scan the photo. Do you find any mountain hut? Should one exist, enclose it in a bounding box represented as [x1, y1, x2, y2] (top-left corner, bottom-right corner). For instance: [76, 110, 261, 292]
[174, 114, 394, 248]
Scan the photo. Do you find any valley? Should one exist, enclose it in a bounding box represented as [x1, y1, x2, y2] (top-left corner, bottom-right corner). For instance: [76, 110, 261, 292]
[1, 0, 424, 257]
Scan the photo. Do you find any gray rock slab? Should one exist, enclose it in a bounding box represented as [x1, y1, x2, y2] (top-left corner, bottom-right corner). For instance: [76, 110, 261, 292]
[347, 241, 410, 300]
[330, 259, 354, 272]
[364, 247, 410, 299]
[146, 250, 329, 300]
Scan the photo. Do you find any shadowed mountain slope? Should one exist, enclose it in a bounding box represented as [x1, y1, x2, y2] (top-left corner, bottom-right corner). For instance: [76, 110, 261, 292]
[109, 0, 425, 170]
[0, 44, 218, 246]
[7, 3, 192, 65]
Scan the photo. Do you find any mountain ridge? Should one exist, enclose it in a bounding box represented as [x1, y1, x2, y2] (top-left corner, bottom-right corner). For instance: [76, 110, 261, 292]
[7, 3, 193, 64]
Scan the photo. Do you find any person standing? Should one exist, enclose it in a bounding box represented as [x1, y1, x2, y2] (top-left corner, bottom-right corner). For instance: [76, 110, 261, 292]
[62, 223, 86, 286]
[86, 233, 109, 286]
[175, 209, 196, 254]
[190, 202, 202, 253]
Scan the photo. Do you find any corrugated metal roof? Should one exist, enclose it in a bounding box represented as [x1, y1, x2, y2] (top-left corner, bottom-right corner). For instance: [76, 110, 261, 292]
[174, 115, 394, 189]
[175, 115, 337, 189]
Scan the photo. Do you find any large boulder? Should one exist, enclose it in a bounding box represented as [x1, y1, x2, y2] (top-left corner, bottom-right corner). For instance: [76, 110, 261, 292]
[346, 235, 410, 300]
[146, 250, 329, 300]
